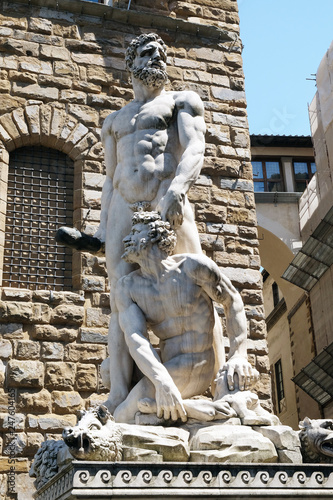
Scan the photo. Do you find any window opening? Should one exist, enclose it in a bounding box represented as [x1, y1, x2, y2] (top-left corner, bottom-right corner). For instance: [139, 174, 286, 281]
[272, 282, 279, 308]
[252, 159, 285, 192]
[274, 359, 286, 413]
[3, 146, 74, 291]
[293, 160, 316, 192]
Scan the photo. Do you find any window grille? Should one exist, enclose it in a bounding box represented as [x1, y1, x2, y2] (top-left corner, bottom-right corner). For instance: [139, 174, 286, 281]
[3, 146, 74, 291]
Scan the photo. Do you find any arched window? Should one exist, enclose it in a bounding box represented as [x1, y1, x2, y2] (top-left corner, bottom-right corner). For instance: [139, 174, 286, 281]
[3, 146, 74, 291]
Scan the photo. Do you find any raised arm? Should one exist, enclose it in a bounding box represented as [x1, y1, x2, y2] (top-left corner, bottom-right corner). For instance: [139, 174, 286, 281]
[185, 256, 258, 391]
[158, 91, 206, 228]
[115, 277, 186, 421]
[94, 112, 117, 242]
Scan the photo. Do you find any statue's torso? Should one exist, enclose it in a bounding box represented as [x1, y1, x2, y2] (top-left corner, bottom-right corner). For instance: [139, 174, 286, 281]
[128, 262, 214, 362]
[110, 93, 180, 204]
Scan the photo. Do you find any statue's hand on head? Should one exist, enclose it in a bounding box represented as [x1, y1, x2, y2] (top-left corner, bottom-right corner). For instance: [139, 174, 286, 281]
[157, 188, 185, 229]
[221, 356, 259, 392]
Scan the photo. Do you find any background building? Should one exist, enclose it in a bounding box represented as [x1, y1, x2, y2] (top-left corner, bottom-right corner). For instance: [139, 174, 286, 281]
[252, 39, 333, 426]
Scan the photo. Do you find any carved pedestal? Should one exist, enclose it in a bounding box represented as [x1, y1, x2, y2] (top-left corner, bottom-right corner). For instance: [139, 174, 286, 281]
[34, 461, 333, 500]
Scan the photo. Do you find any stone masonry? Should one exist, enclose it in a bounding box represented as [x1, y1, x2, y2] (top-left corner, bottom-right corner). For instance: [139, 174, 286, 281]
[0, 0, 269, 497]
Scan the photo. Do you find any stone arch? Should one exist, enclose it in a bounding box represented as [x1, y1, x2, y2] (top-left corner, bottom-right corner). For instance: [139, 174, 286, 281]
[0, 103, 104, 288]
[257, 225, 303, 309]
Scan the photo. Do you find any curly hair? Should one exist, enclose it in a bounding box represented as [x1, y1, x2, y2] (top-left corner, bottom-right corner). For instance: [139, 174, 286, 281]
[132, 211, 177, 255]
[125, 33, 167, 71]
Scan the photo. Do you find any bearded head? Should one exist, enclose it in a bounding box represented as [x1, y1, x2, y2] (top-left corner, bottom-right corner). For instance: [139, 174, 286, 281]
[125, 33, 168, 88]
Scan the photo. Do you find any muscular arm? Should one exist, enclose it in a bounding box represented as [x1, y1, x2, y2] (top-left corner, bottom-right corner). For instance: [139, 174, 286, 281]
[185, 256, 258, 391]
[94, 113, 117, 242]
[158, 92, 205, 228]
[116, 277, 186, 421]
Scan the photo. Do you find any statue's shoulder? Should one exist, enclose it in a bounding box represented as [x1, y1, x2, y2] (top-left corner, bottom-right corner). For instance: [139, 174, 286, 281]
[172, 90, 204, 115]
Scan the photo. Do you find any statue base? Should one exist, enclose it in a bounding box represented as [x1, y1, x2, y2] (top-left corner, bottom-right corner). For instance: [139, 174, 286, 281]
[34, 461, 333, 499]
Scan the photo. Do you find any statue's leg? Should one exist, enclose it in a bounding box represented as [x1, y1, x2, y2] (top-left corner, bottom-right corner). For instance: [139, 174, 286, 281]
[174, 202, 225, 394]
[211, 310, 225, 396]
[102, 196, 136, 414]
[114, 349, 215, 424]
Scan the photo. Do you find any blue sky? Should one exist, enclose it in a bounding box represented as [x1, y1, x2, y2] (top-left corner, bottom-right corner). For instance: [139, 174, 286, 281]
[238, 0, 333, 137]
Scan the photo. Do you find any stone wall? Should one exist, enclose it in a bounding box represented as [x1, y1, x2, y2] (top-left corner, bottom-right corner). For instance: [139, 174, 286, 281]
[0, 0, 269, 497]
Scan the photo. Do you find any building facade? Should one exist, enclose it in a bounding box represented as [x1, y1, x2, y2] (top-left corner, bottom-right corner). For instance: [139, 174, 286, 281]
[253, 38, 333, 426]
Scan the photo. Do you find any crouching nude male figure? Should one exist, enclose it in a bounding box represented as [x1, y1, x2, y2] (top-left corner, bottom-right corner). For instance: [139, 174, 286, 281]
[113, 212, 258, 424]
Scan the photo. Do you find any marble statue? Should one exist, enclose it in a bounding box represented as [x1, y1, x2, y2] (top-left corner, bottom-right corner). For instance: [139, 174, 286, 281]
[58, 33, 225, 413]
[111, 211, 258, 424]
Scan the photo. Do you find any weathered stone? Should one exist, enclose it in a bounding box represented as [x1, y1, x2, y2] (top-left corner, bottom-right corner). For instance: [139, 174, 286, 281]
[29, 17, 53, 34]
[80, 328, 108, 344]
[256, 355, 270, 373]
[122, 446, 163, 462]
[121, 424, 190, 461]
[0, 390, 9, 411]
[188, 47, 223, 63]
[65, 343, 106, 363]
[221, 268, 262, 289]
[41, 341, 64, 360]
[40, 44, 70, 60]
[15, 340, 40, 359]
[0, 361, 5, 385]
[253, 425, 301, 450]
[12, 471, 36, 496]
[0, 339, 12, 359]
[3, 432, 26, 457]
[253, 373, 271, 398]
[51, 305, 84, 325]
[38, 74, 72, 89]
[0, 323, 23, 339]
[214, 251, 249, 268]
[19, 389, 52, 414]
[86, 307, 110, 328]
[1, 38, 39, 57]
[19, 57, 53, 75]
[12, 107, 30, 138]
[196, 204, 227, 222]
[0, 301, 33, 322]
[0, 413, 25, 431]
[27, 413, 76, 431]
[60, 89, 87, 104]
[52, 390, 83, 414]
[54, 61, 79, 78]
[220, 178, 253, 192]
[45, 362, 76, 391]
[12, 82, 59, 101]
[0, 94, 25, 114]
[32, 324, 78, 342]
[213, 111, 248, 129]
[7, 360, 44, 388]
[25, 104, 40, 136]
[188, 185, 211, 202]
[277, 449, 303, 463]
[250, 319, 267, 339]
[68, 104, 99, 127]
[190, 425, 278, 463]
[75, 363, 97, 391]
[0, 457, 29, 472]
[81, 275, 106, 291]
